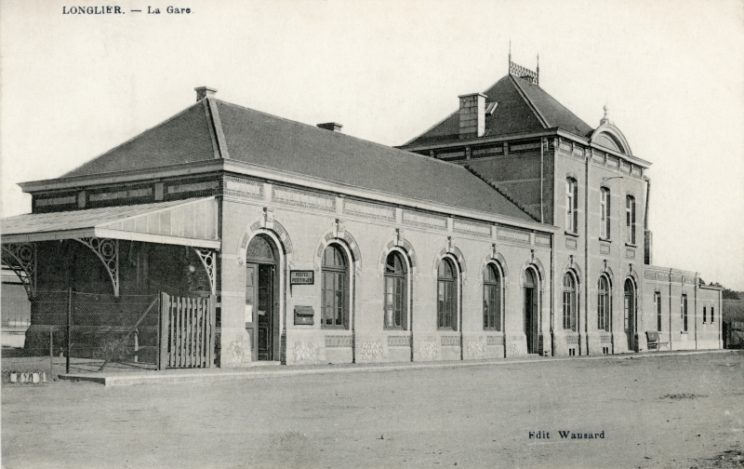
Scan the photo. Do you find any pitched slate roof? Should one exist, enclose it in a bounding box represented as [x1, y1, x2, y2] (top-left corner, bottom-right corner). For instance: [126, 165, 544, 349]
[404, 74, 594, 147]
[61, 96, 537, 222]
[65, 103, 216, 176]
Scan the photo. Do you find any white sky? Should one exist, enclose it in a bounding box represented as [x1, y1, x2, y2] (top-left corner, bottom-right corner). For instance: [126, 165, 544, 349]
[1, 0, 743, 289]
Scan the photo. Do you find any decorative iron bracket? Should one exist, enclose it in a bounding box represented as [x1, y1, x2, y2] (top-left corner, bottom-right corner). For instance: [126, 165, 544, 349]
[74, 238, 119, 296]
[1, 243, 37, 299]
[194, 248, 216, 295]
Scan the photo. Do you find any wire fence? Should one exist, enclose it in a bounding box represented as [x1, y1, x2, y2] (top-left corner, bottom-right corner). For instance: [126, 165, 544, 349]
[4, 289, 160, 378]
[3, 288, 216, 381]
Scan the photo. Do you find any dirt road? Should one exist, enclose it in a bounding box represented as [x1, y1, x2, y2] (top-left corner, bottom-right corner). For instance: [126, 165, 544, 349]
[2, 351, 743, 468]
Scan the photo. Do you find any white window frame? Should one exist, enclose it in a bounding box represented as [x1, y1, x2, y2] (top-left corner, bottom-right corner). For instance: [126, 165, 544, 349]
[566, 178, 578, 234]
[600, 187, 611, 240]
[626, 195, 636, 244]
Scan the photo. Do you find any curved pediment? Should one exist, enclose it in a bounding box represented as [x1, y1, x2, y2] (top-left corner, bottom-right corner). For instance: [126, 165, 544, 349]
[590, 121, 633, 156]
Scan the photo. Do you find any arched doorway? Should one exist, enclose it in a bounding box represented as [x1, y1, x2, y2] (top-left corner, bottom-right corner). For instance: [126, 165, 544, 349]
[524, 268, 539, 354]
[624, 278, 637, 352]
[246, 234, 280, 361]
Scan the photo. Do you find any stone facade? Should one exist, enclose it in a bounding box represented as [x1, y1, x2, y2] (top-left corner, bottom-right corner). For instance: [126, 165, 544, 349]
[218, 174, 549, 366]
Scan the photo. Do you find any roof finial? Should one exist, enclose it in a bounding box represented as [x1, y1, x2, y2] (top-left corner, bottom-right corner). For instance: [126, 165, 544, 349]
[601, 104, 609, 123]
[508, 39, 512, 66]
[536, 53, 540, 85]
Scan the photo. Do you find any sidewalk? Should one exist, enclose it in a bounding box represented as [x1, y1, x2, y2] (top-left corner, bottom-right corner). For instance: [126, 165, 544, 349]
[55, 349, 740, 387]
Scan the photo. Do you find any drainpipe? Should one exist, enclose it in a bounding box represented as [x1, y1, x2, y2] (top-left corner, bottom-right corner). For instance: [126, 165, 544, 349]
[549, 234, 555, 357]
[584, 152, 590, 355]
[643, 176, 651, 264]
[540, 138, 545, 223]
[544, 138, 554, 357]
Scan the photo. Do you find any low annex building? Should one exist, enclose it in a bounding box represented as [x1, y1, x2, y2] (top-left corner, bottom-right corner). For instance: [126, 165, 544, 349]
[1, 60, 722, 368]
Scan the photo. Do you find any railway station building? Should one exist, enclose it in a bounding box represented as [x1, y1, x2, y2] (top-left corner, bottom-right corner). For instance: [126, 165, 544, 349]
[1, 59, 723, 368]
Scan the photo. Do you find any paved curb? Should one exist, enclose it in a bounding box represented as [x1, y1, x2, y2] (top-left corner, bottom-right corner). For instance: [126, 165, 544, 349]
[58, 349, 741, 387]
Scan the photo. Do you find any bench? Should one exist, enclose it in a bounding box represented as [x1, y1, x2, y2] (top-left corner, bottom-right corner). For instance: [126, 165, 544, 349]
[645, 331, 668, 351]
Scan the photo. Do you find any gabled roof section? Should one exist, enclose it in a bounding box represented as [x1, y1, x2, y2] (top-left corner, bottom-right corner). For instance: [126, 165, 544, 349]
[214, 100, 536, 221]
[64, 100, 220, 178]
[403, 74, 594, 147]
[48, 94, 538, 223]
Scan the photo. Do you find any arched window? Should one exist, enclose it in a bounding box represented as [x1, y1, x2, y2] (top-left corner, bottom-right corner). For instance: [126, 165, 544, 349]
[597, 275, 611, 331]
[321, 244, 348, 328]
[437, 258, 457, 330]
[384, 251, 408, 329]
[483, 263, 502, 331]
[562, 272, 577, 331]
[566, 178, 578, 233]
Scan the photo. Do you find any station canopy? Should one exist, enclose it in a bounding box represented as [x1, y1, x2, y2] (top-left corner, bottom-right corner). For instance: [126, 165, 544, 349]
[1, 197, 220, 249]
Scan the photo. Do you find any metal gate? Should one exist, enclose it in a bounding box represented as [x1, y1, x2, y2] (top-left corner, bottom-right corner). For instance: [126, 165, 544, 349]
[159, 293, 216, 369]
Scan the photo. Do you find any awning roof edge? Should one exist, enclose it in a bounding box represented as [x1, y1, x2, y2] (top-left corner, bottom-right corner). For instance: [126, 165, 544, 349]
[1, 197, 221, 250]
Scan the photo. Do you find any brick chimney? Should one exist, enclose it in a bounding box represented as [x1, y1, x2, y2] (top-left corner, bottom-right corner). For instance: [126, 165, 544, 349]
[195, 86, 217, 101]
[458, 93, 487, 138]
[317, 122, 343, 132]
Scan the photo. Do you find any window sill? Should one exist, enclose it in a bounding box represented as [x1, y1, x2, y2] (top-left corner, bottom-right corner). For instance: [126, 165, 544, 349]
[384, 327, 407, 332]
[483, 328, 503, 333]
[437, 328, 458, 332]
[625, 242, 638, 248]
[599, 237, 612, 243]
[564, 231, 579, 238]
[321, 325, 349, 330]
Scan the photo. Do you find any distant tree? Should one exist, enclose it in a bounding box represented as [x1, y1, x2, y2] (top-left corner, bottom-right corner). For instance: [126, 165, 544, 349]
[722, 288, 742, 300]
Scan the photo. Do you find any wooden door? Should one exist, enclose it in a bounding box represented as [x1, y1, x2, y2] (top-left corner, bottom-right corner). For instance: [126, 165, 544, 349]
[624, 281, 636, 351]
[245, 264, 258, 361]
[257, 265, 274, 360]
[525, 287, 538, 354]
